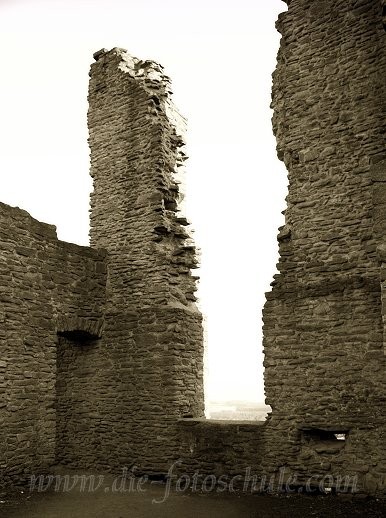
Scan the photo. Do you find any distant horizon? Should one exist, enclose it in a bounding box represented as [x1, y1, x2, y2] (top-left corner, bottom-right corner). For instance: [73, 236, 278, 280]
[208, 399, 269, 406]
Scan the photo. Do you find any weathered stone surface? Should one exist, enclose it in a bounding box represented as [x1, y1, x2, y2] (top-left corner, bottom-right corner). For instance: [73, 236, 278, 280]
[0, 202, 106, 487]
[0, 47, 204, 486]
[80, 48, 204, 473]
[1, 0, 385, 501]
[177, 0, 386, 499]
[262, 0, 386, 497]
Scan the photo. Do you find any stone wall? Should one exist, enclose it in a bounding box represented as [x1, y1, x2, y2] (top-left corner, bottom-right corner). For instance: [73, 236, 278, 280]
[178, 419, 266, 481]
[262, 0, 386, 496]
[79, 48, 205, 474]
[0, 47, 204, 486]
[0, 202, 106, 486]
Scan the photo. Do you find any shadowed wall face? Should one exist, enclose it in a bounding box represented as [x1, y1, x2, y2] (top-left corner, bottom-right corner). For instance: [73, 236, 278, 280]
[86, 48, 204, 473]
[262, 0, 386, 495]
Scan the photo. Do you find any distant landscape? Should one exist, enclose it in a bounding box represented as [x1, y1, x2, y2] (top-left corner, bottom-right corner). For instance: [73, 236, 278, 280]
[206, 400, 270, 421]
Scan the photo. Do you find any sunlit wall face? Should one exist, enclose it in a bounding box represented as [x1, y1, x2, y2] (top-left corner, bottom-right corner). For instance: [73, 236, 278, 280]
[0, 0, 287, 404]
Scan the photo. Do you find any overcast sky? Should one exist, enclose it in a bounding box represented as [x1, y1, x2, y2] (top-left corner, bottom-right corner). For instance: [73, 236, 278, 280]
[0, 0, 287, 404]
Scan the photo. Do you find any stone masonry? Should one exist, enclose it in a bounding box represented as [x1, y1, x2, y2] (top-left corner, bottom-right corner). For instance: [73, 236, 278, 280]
[0, 202, 106, 487]
[0, 47, 204, 487]
[262, 0, 386, 495]
[76, 48, 204, 472]
[0, 0, 385, 500]
[179, 0, 386, 498]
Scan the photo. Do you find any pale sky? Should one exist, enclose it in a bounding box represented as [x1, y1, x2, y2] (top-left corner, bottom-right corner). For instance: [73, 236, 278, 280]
[0, 0, 287, 404]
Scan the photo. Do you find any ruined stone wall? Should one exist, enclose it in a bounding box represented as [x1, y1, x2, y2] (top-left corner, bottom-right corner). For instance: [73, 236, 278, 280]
[0, 202, 106, 486]
[178, 419, 266, 482]
[2, 1, 385, 495]
[0, 47, 204, 484]
[81, 48, 204, 474]
[262, 0, 386, 496]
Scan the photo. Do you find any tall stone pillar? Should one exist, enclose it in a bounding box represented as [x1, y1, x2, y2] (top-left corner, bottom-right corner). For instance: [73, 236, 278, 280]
[86, 48, 204, 473]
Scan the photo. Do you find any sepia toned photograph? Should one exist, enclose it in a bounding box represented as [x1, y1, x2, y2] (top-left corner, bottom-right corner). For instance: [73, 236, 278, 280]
[0, 1, 385, 517]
